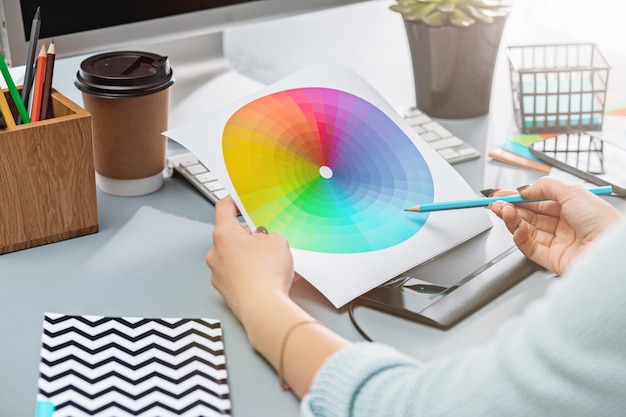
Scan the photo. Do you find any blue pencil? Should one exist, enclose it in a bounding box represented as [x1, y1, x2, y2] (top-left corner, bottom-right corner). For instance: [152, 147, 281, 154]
[406, 185, 613, 213]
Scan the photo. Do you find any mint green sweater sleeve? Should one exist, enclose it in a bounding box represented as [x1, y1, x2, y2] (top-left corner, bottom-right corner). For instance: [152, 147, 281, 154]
[301, 219, 626, 417]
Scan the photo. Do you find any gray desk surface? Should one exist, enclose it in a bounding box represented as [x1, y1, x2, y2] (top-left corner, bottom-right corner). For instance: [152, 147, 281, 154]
[2, 1, 626, 416]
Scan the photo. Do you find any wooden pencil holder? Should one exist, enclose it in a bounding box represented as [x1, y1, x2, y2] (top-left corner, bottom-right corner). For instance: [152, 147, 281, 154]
[0, 88, 98, 254]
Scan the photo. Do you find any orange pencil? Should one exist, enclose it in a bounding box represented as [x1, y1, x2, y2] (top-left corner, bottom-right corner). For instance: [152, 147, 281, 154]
[31, 43, 47, 122]
[40, 40, 56, 120]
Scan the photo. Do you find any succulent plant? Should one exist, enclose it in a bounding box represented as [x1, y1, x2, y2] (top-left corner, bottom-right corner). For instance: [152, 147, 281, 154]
[390, 0, 511, 28]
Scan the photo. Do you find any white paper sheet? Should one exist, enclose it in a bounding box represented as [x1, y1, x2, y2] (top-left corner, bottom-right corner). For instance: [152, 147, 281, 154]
[166, 62, 492, 308]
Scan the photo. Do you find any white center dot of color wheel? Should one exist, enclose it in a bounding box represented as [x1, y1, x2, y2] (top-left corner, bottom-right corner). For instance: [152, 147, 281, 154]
[319, 165, 333, 179]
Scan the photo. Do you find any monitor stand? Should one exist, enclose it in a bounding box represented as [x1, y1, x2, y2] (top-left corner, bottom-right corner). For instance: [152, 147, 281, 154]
[142, 31, 265, 129]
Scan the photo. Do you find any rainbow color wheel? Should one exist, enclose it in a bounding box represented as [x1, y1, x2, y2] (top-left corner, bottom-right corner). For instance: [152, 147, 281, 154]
[222, 87, 434, 253]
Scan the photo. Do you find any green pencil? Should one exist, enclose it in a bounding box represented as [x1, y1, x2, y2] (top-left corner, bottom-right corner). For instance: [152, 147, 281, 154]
[0, 52, 31, 124]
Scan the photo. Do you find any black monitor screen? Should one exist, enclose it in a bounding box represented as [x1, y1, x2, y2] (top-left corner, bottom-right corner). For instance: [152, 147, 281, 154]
[21, 0, 256, 41]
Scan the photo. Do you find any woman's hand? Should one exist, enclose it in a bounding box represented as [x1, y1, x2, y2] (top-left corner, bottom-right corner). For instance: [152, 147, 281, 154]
[206, 197, 350, 398]
[489, 177, 622, 275]
[206, 196, 295, 328]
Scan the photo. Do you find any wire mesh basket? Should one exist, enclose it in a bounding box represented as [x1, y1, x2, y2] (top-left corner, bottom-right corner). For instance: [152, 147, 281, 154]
[506, 43, 611, 134]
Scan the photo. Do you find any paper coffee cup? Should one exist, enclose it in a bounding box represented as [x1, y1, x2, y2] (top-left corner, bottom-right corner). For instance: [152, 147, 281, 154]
[75, 51, 174, 196]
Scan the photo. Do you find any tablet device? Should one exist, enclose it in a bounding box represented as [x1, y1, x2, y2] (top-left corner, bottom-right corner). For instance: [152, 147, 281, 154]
[356, 211, 539, 329]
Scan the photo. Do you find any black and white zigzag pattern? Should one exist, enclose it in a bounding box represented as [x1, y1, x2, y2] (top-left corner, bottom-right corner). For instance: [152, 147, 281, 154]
[37, 313, 231, 416]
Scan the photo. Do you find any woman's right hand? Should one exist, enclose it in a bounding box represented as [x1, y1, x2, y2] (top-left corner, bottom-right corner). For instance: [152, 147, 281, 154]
[489, 177, 622, 275]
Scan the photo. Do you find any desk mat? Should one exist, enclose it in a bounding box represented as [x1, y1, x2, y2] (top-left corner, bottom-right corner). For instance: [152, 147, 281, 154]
[37, 313, 231, 416]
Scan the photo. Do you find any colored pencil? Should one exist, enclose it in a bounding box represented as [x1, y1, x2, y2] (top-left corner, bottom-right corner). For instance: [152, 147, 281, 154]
[0, 51, 31, 124]
[0, 86, 16, 127]
[30, 43, 47, 122]
[40, 40, 56, 120]
[20, 6, 41, 122]
[405, 186, 613, 212]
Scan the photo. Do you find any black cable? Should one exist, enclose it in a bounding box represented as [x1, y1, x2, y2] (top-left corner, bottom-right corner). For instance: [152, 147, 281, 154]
[348, 300, 373, 342]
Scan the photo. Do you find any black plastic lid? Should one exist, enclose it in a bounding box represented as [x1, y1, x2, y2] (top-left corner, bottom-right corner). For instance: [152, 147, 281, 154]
[75, 51, 174, 98]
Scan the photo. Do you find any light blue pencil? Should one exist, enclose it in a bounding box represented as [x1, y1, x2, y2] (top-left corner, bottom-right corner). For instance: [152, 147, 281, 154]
[406, 185, 613, 213]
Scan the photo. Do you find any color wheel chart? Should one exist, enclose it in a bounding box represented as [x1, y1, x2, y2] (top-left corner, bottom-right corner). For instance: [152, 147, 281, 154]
[222, 87, 434, 254]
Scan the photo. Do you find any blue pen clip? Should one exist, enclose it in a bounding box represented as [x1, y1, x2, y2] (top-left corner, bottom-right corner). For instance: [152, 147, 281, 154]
[36, 400, 55, 417]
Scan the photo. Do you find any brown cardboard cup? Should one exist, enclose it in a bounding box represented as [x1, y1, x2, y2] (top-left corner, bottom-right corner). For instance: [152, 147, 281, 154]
[75, 51, 174, 196]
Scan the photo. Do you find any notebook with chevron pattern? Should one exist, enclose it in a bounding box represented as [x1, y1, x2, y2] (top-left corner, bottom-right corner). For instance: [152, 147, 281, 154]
[37, 313, 231, 416]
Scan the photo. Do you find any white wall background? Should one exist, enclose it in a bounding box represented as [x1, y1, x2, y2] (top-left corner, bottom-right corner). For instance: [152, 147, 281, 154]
[513, 0, 626, 57]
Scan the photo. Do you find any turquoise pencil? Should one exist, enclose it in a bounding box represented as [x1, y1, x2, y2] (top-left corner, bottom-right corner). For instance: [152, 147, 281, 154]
[406, 185, 613, 212]
[0, 51, 31, 124]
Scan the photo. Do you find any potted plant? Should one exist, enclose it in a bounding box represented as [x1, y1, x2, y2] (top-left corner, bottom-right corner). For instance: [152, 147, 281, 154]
[390, 0, 511, 119]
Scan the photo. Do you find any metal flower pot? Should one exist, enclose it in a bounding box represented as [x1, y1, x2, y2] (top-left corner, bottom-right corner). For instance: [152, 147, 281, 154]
[404, 17, 507, 119]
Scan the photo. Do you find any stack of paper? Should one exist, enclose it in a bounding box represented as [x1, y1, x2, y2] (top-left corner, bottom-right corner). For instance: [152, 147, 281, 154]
[488, 133, 553, 173]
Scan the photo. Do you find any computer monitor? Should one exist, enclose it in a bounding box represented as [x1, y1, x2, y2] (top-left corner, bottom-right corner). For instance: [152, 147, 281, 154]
[0, 1, 365, 67]
[0, 0, 368, 124]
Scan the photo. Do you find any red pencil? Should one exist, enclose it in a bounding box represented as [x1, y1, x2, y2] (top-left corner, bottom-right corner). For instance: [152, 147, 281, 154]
[40, 40, 56, 120]
[30, 43, 47, 122]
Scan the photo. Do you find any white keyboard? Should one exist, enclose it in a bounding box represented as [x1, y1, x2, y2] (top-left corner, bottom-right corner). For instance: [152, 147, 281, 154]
[167, 152, 229, 204]
[167, 108, 480, 204]
[402, 108, 480, 164]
